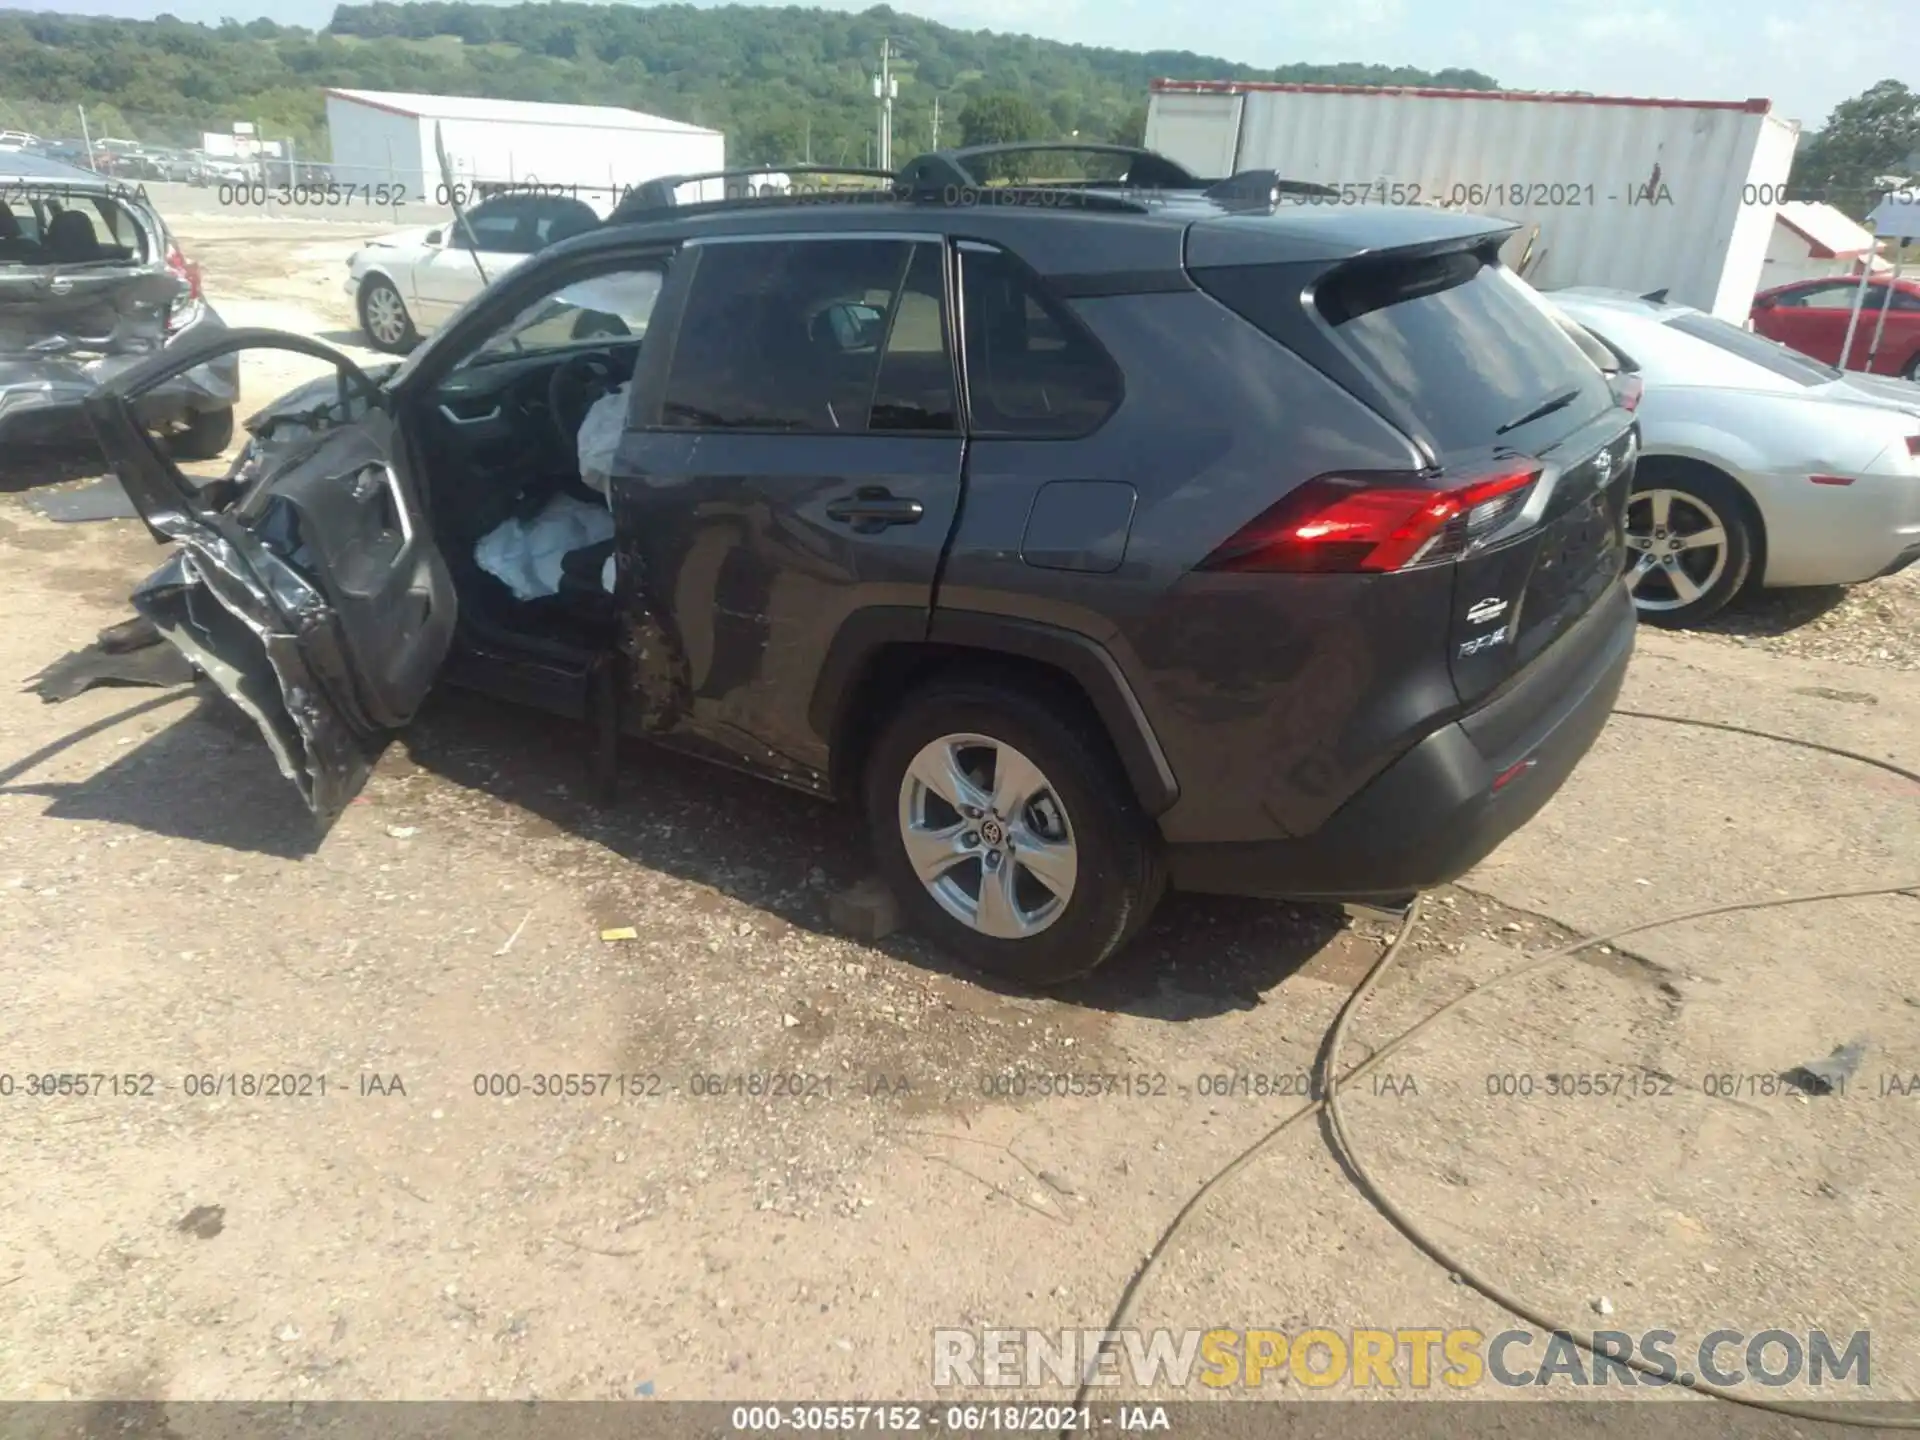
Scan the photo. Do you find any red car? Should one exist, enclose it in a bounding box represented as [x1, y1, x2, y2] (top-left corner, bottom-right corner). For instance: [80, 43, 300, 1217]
[1750, 275, 1920, 380]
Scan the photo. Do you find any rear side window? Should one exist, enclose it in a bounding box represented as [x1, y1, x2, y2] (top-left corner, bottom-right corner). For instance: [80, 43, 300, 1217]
[455, 200, 528, 253]
[1315, 252, 1611, 454]
[1780, 282, 1858, 308]
[659, 237, 956, 434]
[958, 244, 1122, 437]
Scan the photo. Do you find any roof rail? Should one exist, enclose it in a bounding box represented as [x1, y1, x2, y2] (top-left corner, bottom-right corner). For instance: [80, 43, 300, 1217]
[610, 164, 898, 218]
[896, 142, 1203, 192]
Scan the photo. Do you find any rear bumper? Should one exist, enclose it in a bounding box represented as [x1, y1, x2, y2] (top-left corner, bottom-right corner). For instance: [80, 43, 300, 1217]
[0, 307, 239, 446]
[1756, 464, 1920, 588]
[1166, 581, 1635, 904]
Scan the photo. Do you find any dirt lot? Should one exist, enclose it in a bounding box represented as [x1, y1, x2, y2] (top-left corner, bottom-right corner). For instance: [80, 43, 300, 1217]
[2, 215, 1919, 1414]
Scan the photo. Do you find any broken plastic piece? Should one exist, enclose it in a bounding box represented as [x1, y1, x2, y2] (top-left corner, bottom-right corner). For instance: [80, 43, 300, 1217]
[600, 926, 639, 942]
[29, 639, 195, 702]
[1783, 1040, 1867, 1095]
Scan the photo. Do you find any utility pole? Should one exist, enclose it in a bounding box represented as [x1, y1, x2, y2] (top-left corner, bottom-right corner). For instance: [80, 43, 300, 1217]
[872, 38, 898, 171]
[76, 103, 96, 171]
[931, 93, 941, 152]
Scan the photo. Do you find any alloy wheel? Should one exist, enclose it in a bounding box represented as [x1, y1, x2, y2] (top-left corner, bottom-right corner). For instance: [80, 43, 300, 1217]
[363, 283, 408, 348]
[1623, 488, 1729, 613]
[896, 733, 1079, 940]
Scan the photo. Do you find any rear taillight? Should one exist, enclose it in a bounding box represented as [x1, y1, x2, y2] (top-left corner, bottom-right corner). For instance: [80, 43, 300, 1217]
[1198, 463, 1543, 575]
[164, 241, 203, 334]
[1906, 435, 1920, 458]
[1612, 373, 1644, 412]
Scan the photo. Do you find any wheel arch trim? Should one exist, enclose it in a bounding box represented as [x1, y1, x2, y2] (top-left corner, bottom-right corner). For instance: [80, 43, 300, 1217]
[809, 607, 1180, 816]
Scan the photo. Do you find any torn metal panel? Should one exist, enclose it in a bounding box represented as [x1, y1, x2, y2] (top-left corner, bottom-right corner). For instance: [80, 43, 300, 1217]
[131, 545, 372, 818]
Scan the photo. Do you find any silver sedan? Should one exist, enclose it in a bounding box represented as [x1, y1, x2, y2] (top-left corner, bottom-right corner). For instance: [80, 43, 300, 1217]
[1547, 288, 1920, 625]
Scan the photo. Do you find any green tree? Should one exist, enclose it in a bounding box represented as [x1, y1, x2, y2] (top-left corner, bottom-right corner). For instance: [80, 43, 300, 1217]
[959, 91, 1048, 147]
[1791, 80, 1920, 218]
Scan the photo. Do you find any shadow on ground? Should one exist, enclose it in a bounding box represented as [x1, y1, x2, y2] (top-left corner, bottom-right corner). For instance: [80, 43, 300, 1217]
[0, 445, 108, 495]
[1699, 583, 1851, 636]
[396, 688, 1355, 1022]
[1, 687, 323, 860]
[7, 676, 1359, 1017]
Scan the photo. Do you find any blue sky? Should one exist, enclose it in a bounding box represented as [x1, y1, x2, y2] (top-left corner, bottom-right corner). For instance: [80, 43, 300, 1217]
[11, 0, 1917, 132]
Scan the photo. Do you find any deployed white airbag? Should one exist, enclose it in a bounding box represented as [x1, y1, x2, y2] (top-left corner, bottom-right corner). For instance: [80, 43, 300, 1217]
[474, 493, 615, 601]
[576, 382, 629, 499]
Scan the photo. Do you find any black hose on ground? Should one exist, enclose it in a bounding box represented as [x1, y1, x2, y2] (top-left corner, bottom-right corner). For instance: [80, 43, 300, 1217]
[1071, 707, 1920, 1430]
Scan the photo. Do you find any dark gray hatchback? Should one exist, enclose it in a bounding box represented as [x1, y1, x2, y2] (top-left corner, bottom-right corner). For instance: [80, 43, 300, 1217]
[3, 153, 238, 459]
[84, 145, 1637, 984]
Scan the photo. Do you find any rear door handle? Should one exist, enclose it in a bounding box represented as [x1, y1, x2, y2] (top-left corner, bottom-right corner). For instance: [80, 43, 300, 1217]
[826, 488, 924, 532]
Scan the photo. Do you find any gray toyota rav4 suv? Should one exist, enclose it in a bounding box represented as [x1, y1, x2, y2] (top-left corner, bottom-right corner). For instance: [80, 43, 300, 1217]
[85, 144, 1638, 984]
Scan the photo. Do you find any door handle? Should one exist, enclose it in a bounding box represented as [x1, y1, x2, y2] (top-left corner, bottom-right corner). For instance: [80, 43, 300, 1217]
[826, 488, 924, 532]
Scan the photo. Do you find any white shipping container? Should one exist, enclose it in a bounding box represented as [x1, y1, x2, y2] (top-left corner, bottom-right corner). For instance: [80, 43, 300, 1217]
[1146, 82, 1799, 321]
[324, 89, 725, 214]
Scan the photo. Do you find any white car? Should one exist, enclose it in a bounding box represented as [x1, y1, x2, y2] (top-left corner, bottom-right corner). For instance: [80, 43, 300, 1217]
[1547, 288, 1920, 625]
[345, 191, 601, 352]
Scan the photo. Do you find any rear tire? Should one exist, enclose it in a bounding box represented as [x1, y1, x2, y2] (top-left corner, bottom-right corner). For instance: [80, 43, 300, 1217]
[1624, 462, 1755, 627]
[863, 674, 1165, 986]
[358, 276, 418, 353]
[166, 406, 235, 462]
[1902, 353, 1920, 383]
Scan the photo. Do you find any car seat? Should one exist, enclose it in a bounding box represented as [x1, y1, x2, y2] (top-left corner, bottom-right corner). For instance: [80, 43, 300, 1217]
[0, 205, 36, 262]
[42, 209, 100, 264]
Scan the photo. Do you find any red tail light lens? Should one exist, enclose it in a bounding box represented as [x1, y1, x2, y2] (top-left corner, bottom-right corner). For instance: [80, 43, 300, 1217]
[164, 241, 203, 334]
[1198, 464, 1543, 574]
[1906, 435, 1920, 457]
[1612, 373, 1643, 412]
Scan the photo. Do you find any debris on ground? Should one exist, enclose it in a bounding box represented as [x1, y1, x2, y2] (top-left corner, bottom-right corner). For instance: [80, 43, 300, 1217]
[23, 474, 140, 524]
[1783, 1040, 1868, 1095]
[600, 926, 639, 942]
[28, 640, 195, 702]
[827, 876, 899, 942]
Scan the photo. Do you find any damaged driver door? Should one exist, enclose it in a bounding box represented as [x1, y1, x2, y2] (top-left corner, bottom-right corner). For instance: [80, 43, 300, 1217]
[84, 328, 457, 824]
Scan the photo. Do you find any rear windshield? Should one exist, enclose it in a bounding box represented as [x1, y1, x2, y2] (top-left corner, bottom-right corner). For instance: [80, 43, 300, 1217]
[1316, 251, 1612, 453]
[1665, 311, 1842, 385]
[0, 191, 150, 267]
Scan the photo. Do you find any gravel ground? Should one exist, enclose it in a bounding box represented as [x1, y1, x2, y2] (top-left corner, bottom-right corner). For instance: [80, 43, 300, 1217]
[1690, 567, 1920, 671]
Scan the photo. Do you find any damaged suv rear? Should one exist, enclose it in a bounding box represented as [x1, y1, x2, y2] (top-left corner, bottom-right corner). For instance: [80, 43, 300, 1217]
[1, 154, 237, 460]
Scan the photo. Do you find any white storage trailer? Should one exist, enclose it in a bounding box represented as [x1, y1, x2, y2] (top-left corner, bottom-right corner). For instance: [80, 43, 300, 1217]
[1146, 82, 1799, 321]
[324, 89, 726, 214]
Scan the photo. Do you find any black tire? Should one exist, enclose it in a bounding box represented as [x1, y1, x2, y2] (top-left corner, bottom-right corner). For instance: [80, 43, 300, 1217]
[358, 276, 418, 354]
[863, 673, 1165, 986]
[1625, 461, 1756, 628]
[166, 406, 235, 462]
[1902, 353, 1920, 383]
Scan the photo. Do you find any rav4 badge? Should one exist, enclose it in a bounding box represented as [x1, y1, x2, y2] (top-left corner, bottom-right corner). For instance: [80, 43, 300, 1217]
[1466, 596, 1509, 626]
[1459, 626, 1509, 657]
